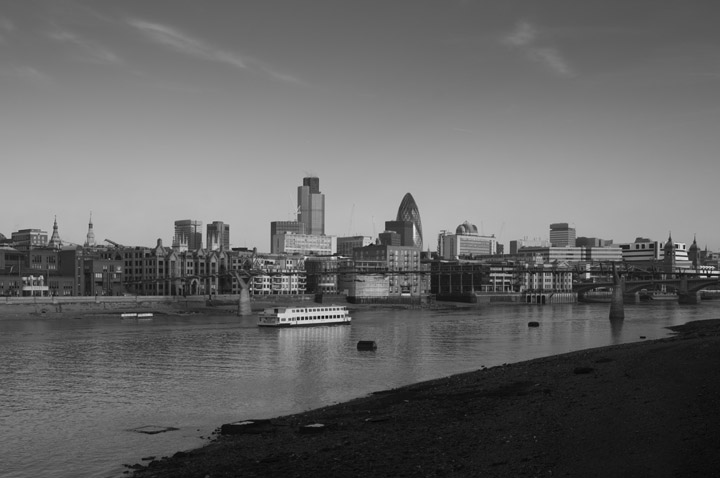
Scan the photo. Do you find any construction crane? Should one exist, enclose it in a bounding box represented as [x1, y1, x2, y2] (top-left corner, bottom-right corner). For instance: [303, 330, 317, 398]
[104, 239, 124, 248]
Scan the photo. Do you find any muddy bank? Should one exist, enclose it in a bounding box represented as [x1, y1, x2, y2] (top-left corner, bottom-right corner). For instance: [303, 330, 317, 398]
[130, 319, 720, 477]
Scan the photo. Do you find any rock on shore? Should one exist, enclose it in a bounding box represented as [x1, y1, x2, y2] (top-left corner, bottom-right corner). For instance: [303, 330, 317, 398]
[132, 319, 720, 478]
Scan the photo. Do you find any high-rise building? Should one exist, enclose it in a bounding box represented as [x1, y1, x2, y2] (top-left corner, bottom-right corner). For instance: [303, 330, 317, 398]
[271, 221, 306, 237]
[396, 193, 423, 249]
[549, 223, 576, 247]
[206, 221, 230, 251]
[383, 221, 415, 247]
[174, 220, 203, 250]
[297, 177, 325, 235]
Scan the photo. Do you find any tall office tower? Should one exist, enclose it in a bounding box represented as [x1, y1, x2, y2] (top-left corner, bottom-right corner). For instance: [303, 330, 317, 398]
[549, 223, 576, 247]
[384, 221, 415, 247]
[297, 176, 325, 235]
[84, 212, 96, 247]
[206, 221, 230, 251]
[271, 221, 306, 237]
[396, 193, 423, 249]
[174, 219, 203, 250]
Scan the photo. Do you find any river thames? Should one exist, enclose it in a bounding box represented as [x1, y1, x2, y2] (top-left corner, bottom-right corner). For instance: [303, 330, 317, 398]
[1, 301, 718, 478]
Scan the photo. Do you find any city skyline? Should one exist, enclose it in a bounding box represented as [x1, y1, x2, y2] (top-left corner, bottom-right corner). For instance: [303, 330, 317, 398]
[3, 1, 720, 250]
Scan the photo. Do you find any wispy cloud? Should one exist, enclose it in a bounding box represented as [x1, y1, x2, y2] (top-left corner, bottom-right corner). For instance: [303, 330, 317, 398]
[127, 18, 304, 85]
[128, 19, 247, 69]
[3, 65, 53, 87]
[0, 17, 15, 43]
[46, 28, 123, 65]
[501, 21, 575, 78]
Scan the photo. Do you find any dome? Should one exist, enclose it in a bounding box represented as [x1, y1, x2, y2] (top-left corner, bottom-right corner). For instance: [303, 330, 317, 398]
[456, 221, 478, 235]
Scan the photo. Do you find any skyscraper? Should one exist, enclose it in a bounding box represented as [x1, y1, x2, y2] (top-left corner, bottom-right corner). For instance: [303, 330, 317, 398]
[396, 193, 423, 249]
[297, 176, 325, 235]
[206, 221, 230, 250]
[174, 219, 203, 250]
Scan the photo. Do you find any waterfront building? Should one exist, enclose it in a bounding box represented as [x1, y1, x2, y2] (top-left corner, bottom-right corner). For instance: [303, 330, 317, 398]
[549, 223, 576, 247]
[430, 260, 486, 297]
[437, 222, 497, 259]
[304, 256, 339, 294]
[248, 254, 306, 295]
[272, 233, 335, 255]
[297, 177, 325, 235]
[336, 235, 372, 257]
[206, 221, 230, 251]
[340, 258, 389, 301]
[352, 244, 429, 299]
[173, 219, 203, 251]
[517, 262, 574, 293]
[395, 193, 423, 249]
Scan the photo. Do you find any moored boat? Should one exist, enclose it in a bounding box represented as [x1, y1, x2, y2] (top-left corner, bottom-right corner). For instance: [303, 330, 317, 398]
[258, 305, 351, 327]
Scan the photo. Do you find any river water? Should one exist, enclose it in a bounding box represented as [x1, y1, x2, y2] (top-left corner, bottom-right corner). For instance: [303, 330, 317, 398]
[1, 301, 718, 478]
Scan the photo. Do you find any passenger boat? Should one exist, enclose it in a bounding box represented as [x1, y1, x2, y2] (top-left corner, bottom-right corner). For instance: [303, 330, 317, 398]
[258, 305, 351, 327]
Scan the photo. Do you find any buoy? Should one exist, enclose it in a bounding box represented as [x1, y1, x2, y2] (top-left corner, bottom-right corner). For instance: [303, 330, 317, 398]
[528, 321, 540, 327]
[357, 340, 377, 351]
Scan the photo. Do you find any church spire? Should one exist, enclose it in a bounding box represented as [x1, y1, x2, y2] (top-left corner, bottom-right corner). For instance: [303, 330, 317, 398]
[48, 216, 63, 249]
[84, 212, 96, 247]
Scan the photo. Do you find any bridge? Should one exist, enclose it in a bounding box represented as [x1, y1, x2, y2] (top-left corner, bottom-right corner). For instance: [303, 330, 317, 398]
[574, 271, 720, 305]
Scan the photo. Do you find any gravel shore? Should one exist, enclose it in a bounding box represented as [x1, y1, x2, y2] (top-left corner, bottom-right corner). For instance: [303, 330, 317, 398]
[131, 319, 720, 478]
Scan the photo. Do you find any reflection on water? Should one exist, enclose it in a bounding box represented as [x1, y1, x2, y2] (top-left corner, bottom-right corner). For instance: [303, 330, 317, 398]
[610, 318, 624, 342]
[1, 301, 718, 478]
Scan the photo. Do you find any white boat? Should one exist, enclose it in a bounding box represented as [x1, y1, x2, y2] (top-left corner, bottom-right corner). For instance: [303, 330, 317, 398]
[121, 312, 154, 319]
[258, 305, 351, 327]
[650, 291, 677, 301]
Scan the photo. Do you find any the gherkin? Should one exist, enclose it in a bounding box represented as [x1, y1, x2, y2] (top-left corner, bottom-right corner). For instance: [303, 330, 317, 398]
[396, 193, 423, 249]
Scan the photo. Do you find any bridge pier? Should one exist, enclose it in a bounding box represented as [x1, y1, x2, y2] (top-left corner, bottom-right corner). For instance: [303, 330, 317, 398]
[609, 278, 625, 320]
[678, 292, 701, 305]
[609, 264, 625, 320]
[623, 292, 641, 304]
[237, 287, 252, 316]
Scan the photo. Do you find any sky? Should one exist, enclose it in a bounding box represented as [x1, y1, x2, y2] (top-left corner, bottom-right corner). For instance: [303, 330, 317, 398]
[2, 0, 720, 252]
